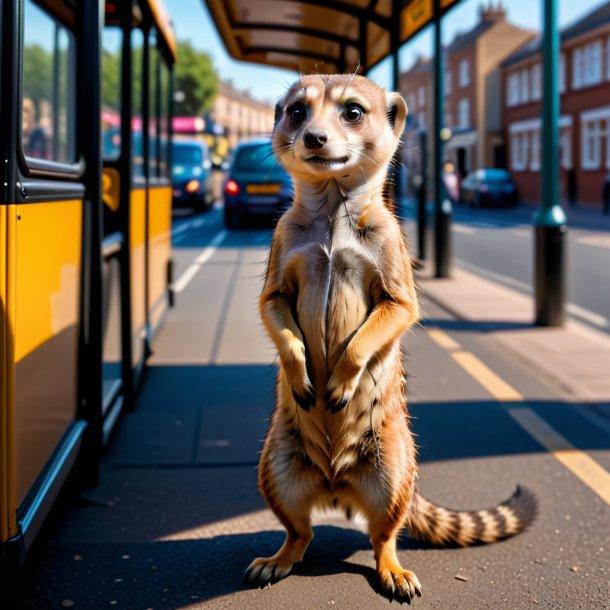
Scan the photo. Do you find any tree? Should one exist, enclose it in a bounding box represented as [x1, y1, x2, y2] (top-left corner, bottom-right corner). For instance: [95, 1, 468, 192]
[174, 41, 218, 116]
[23, 45, 52, 110]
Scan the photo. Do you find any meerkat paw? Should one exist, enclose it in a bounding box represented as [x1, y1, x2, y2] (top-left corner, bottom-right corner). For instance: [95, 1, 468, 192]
[324, 361, 362, 413]
[378, 566, 423, 604]
[281, 345, 316, 411]
[243, 556, 295, 588]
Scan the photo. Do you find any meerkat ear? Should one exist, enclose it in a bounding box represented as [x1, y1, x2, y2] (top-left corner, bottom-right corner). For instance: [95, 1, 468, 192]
[386, 92, 408, 138]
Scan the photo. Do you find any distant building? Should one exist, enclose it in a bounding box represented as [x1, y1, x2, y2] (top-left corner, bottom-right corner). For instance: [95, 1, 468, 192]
[502, 1, 610, 208]
[400, 2, 534, 182]
[211, 80, 275, 150]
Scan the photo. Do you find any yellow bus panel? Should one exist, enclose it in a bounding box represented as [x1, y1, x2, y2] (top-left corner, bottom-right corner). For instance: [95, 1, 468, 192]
[130, 188, 147, 367]
[12, 201, 82, 509]
[147, 185, 171, 331]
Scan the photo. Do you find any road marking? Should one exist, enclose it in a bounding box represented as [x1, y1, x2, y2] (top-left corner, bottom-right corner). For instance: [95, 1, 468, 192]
[426, 327, 610, 507]
[511, 228, 531, 238]
[451, 350, 523, 402]
[509, 407, 610, 506]
[172, 230, 228, 294]
[453, 225, 476, 235]
[427, 328, 462, 350]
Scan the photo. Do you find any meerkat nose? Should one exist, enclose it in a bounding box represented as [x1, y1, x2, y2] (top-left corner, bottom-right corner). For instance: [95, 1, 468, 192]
[304, 130, 328, 150]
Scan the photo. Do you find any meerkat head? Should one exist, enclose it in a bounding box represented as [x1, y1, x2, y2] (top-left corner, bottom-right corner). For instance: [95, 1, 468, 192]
[272, 74, 407, 183]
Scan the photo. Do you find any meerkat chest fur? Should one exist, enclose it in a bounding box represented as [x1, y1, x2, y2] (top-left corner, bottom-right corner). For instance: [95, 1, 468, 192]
[264, 73, 417, 479]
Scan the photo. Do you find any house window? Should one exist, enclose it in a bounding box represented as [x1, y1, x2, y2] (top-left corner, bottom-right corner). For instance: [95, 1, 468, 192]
[418, 86, 425, 106]
[459, 59, 470, 87]
[582, 119, 602, 169]
[559, 54, 566, 93]
[585, 41, 602, 86]
[445, 70, 452, 94]
[407, 94, 416, 111]
[532, 64, 542, 101]
[607, 37, 610, 81]
[511, 132, 528, 171]
[560, 129, 572, 170]
[520, 69, 529, 103]
[530, 130, 540, 171]
[458, 98, 469, 128]
[507, 72, 520, 106]
[606, 121, 610, 169]
[573, 48, 584, 89]
[418, 112, 426, 130]
[445, 112, 453, 128]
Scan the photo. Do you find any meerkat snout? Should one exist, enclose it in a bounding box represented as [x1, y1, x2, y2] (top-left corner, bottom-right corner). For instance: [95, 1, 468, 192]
[303, 130, 328, 150]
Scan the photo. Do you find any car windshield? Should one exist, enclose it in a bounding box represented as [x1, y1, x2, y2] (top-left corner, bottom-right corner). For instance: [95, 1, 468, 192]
[173, 144, 202, 166]
[233, 143, 279, 172]
[480, 169, 511, 183]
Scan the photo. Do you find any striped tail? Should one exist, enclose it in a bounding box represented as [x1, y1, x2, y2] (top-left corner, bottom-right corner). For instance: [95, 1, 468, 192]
[406, 485, 537, 547]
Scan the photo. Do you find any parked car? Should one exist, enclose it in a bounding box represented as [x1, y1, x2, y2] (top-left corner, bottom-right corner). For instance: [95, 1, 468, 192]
[223, 139, 293, 227]
[459, 168, 518, 207]
[171, 140, 214, 211]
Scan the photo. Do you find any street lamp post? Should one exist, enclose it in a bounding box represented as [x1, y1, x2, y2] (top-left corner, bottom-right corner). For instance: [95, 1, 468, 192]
[535, 0, 567, 326]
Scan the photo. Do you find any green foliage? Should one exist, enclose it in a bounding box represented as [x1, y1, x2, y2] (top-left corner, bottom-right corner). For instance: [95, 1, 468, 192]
[174, 40, 218, 116]
[23, 45, 52, 108]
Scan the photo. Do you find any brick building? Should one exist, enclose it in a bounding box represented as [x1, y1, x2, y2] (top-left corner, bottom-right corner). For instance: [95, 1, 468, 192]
[400, 3, 533, 181]
[502, 2, 610, 208]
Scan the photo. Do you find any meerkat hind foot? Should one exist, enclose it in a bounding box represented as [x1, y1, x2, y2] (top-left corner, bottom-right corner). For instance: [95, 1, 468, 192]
[378, 563, 423, 604]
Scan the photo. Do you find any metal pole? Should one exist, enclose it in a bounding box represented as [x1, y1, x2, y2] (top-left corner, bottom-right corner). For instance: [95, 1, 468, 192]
[391, 0, 402, 205]
[433, 0, 451, 277]
[534, 0, 567, 326]
[417, 130, 428, 259]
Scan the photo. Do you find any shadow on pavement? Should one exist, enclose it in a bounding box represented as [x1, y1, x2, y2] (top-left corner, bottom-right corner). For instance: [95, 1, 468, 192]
[421, 317, 534, 332]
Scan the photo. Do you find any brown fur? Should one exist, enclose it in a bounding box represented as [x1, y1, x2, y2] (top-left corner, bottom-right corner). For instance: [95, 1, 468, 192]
[244, 74, 536, 602]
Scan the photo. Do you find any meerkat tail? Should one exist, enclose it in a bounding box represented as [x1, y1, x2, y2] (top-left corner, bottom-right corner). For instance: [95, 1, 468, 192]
[406, 485, 537, 547]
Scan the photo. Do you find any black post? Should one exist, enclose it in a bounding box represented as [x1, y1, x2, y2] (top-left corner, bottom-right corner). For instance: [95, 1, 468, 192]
[535, 0, 566, 326]
[417, 130, 428, 260]
[391, 0, 402, 204]
[433, 0, 451, 277]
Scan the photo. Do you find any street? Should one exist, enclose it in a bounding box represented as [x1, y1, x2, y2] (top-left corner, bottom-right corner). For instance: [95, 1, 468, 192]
[401, 200, 610, 334]
[15, 204, 610, 609]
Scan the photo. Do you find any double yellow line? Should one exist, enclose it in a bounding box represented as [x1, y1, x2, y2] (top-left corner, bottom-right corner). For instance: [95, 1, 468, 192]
[427, 328, 610, 506]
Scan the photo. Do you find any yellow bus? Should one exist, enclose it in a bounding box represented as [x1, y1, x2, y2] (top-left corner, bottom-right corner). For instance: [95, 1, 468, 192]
[0, 0, 175, 569]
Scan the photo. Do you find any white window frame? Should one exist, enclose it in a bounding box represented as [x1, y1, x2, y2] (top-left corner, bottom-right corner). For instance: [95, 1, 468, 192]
[459, 59, 470, 87]
[530, 130, 541, 171]
[511, 132, 528, 171]
[585, 40, 602, 86]
[582, 119, 602, 170]
[573, 47, 583, 89]
[418, 86, 425, 106]
[520, 69, 529, 103]
[532, 63, 542, 101]
[458, 98, 469, 128]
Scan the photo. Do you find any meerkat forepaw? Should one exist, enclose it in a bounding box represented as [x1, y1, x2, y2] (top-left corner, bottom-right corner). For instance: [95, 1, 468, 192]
[243, 557, 294, 588]
[379, 568, 422, 604]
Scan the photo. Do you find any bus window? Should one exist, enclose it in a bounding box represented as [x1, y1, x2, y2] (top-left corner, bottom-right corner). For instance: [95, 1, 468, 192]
[102, 27, 122, 161]
[22, 0, 76, 165]
[159, 56, 171, 179]
[148, 31, 159, 179]
[132, 28, 145, 181]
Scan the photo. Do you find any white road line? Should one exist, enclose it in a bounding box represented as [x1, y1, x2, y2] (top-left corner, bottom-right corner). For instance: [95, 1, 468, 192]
[576, 235, 610, 249]
[511, 228, 531, 238]
[171, 222, 193, 237]
[456, 259, 609, 329]
[172, 230, 228, 294]
[453, 225, 476, 235]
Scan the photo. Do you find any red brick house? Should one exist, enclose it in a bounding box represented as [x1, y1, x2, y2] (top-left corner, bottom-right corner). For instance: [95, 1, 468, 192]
[502, 2, 610, 208]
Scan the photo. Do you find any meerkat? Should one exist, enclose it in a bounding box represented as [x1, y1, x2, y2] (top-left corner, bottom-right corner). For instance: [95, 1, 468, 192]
[245, 74, 536, 603]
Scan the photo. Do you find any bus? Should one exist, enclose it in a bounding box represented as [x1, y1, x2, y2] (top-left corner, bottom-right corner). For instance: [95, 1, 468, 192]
[0, 0, 176, 570]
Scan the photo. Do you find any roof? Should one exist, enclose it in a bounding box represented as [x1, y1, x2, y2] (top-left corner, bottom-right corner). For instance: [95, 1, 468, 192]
[203, 0, 462, 76]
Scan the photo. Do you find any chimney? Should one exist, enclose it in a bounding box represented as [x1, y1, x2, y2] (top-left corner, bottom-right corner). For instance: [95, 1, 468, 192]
[479, 1, 506, 23]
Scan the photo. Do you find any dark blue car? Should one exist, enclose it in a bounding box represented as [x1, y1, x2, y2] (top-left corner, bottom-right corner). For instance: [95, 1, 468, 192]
[223, 139, 293, 227]
[172, 140, 214, 211]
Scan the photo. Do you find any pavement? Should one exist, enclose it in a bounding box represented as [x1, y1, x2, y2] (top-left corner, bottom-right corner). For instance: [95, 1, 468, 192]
[11, 207, 610, 610]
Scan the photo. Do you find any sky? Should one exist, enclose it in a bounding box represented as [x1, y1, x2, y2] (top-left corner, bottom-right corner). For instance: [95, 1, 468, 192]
[166, 0, 610, 102]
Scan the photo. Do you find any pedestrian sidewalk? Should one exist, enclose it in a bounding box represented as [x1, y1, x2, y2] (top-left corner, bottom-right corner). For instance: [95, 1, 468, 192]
[417, 262, 610, 404]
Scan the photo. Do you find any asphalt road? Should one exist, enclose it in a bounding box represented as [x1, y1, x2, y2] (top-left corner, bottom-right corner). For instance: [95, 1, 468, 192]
[400, 200, 610, 335]
[12, 204, 610, 610]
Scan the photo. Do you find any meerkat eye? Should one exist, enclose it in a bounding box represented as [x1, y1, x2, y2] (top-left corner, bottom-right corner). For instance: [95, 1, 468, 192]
[344, 103, 365, 123]
[288, 103, 306, 125]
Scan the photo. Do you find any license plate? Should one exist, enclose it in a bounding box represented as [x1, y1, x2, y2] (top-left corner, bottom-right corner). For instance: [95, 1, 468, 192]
[246, 183, 281, 195]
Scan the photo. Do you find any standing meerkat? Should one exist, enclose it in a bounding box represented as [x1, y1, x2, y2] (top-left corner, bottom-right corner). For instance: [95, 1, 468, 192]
[245, 74, 536, 603]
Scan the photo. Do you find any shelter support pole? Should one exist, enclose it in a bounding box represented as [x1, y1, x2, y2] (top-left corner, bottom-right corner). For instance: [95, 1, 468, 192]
[534, 0, 567, 326]
[433, 0, 451, 278]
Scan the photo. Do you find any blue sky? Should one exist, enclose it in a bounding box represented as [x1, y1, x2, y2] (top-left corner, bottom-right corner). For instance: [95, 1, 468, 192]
[167, 0, 610, 101]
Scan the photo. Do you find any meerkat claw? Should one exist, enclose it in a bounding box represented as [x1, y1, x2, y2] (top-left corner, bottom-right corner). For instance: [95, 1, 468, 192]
[292, 389, 314, 411]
